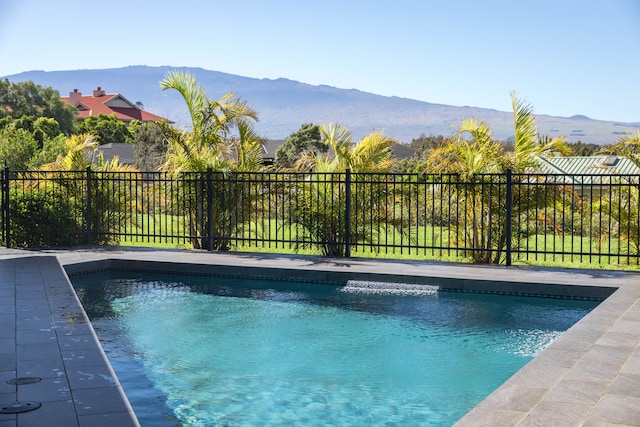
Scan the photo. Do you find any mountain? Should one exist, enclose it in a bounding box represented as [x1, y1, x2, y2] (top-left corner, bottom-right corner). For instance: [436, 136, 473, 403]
[4, 65, 639, 144]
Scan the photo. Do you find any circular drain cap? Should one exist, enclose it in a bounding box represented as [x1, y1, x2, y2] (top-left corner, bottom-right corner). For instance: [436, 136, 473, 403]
[6, 377, 41, 385]
[0, 401, 42, 414]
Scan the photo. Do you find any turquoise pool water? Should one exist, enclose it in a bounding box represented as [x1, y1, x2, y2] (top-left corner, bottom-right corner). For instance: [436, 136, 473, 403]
[71, 271, 599, 426]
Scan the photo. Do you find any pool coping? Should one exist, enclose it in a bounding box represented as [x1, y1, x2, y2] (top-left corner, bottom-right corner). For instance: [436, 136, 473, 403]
[1, 246, 639, 426]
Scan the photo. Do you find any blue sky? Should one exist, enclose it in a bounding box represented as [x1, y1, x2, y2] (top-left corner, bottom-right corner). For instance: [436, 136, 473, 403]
[1, 0, 639, 122]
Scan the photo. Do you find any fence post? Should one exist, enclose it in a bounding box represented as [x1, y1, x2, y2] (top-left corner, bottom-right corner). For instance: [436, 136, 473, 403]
[206, 168, 213, 251]
[86, 167, 92, 245]
[505, 168, 513, 266]
[2, 166, 9, 248]
[344, 168, 351, 257]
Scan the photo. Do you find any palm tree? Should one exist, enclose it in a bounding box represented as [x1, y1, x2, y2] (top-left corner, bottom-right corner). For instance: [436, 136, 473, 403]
[36, 133, 138, 245]
[594, 130, 640, 260]
[425, 93, 568, 175]
[421, 93, 571, 263]
[287, 123, 405, 256]
[422, 118, 504, 262]
[601, 130, 640, 168]
[159, 70, 264, 249]
[160, 70, 261, 174]
[41, 133, 139, 173]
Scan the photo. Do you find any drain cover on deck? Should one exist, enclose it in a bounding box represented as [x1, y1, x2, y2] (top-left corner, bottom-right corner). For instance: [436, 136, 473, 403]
[6, 377, 41, 385]
[0, 401, 42, 414]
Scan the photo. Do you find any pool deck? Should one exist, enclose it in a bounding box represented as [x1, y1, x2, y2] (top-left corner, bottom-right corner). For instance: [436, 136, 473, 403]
[1, 246, 639, 426]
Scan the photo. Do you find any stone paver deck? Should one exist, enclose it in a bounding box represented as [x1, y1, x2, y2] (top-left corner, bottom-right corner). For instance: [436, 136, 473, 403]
[1, 246, 639, 426]
[0, 254, 138, 427]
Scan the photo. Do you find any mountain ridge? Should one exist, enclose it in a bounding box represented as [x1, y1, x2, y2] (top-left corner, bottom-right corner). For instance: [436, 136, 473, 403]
[4, 65, 638, 144]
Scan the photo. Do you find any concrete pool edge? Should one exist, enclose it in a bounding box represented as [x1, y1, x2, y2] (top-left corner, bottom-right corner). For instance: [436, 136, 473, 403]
[3, 247, 640, 426]
[63, 257, 618, 301]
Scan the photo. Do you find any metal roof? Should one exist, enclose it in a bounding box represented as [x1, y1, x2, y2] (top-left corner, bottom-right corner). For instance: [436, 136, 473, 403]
[94, 143, 135, 165]
[534, 155, 639, 175]
[532, 155, 640, 185]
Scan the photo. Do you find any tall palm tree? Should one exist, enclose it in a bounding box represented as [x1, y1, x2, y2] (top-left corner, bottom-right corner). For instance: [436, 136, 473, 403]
[421, 93, 571, 264]
[159, 70, 264, 249]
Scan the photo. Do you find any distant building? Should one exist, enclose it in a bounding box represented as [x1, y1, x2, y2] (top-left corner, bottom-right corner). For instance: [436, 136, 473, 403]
[533, 155, 640, 197]
[534, 155, 639, 176]
[261, 139, 286, 165]
[61, 87, 171, 123]
[94, 143, 135, 165]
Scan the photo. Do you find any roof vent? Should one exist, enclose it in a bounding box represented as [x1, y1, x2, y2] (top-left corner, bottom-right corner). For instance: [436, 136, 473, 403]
[602, 155, 618, 166]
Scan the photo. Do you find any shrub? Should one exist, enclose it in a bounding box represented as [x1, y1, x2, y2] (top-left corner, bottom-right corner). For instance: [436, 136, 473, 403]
[9, 189, 83, 247]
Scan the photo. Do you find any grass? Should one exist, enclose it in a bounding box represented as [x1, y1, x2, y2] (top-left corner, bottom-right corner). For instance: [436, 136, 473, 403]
[108, 213, 640, 270]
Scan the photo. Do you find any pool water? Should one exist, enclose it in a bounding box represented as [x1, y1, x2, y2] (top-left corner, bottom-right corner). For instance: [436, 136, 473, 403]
[71, 272, 599, 426]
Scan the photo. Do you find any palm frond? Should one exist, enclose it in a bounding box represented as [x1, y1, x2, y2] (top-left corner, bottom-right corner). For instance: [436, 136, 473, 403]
[351, 130, 396, 172]
[234, 119, 264, 171]
[40, 134, 98, 171]
[320, 122, 352, 164]
[160, 70, 207, 140]
[602, 130, 640, 168]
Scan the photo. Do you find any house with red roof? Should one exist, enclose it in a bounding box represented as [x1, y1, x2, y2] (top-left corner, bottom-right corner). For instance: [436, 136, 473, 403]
[61, 87, 171, 123]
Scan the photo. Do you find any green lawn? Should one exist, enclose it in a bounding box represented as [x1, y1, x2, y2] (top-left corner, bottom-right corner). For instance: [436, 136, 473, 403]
[112, 214, 639, 270]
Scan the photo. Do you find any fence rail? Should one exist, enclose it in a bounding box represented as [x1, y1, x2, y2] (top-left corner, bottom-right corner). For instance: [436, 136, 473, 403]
[1, 167, 639, 267]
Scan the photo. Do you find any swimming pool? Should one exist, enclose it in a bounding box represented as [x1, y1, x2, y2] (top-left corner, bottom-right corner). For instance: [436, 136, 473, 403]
[71, 270, 599, 426]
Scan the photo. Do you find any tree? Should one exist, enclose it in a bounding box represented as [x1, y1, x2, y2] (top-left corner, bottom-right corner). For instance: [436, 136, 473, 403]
[159, 70, 263, 249]
[78, 113, 133, 145]
[285, 123, 406, 256]
[594, 130, 640, 259]
[0, 126, 39, 169]
[600, 130, 640, 168]
[27, 134, 67, 169]
[0, 114, 63, 147]
[131, 120, 169, 170]
[0, 79, 77, 134]
[33, 117, 62, 146]
[420, 92, 570, 263]
[409, 135, 445, 158]
[39, 134, 138, 245]
[0, 115, 66, 169]
[160, 70, 261, 174]
[391, 135, 446, 173]
[566, 141, 602, 156]
[274, 123, 325, 169]
[422, 118, 505, 262]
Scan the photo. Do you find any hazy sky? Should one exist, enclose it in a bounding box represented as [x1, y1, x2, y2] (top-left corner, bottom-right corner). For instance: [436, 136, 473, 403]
[1, 0, 639, 122]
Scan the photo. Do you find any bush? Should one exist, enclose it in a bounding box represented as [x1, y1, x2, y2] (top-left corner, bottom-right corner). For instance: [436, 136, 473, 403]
[9, 189, 83, 247]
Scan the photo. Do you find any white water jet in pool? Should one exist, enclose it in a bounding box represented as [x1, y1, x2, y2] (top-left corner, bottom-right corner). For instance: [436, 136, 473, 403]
[341, 280, 439, 296]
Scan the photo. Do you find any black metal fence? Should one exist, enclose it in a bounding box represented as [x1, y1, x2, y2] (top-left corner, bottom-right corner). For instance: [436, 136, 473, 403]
[1, 167, 639, 267]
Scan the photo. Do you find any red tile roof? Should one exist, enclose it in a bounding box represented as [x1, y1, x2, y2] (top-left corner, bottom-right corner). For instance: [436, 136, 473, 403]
[61, 87, 171, 123]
